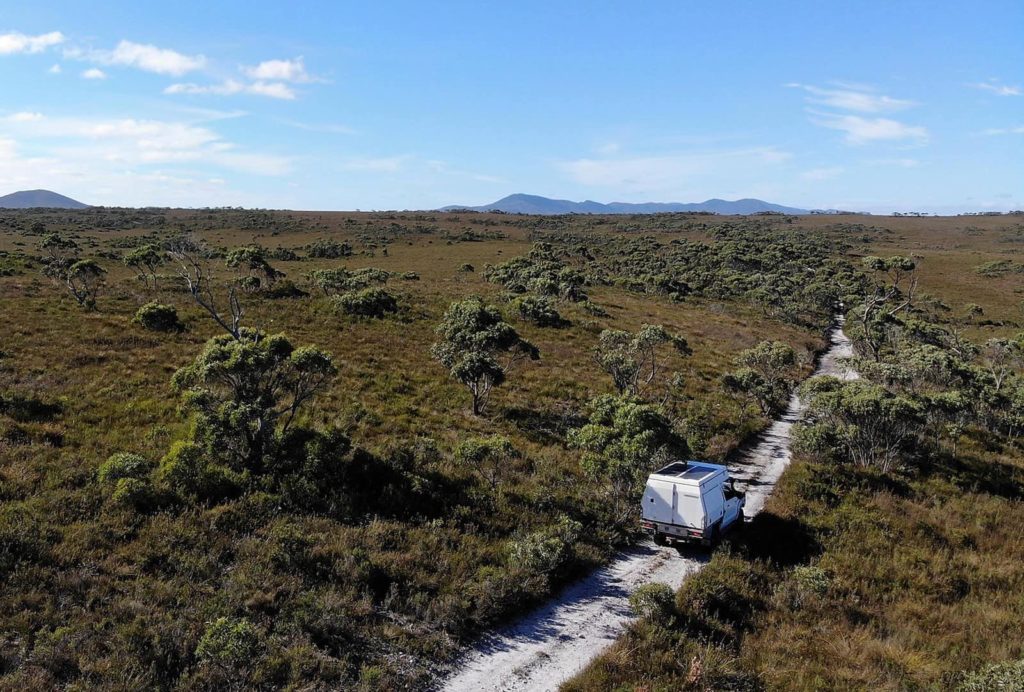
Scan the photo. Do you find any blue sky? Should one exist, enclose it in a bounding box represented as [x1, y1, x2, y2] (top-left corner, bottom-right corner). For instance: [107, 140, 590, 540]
[0, 1, 1021, 212]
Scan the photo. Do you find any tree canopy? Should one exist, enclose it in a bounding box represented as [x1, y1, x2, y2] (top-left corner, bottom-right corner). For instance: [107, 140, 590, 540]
[430, 298, 539, 414]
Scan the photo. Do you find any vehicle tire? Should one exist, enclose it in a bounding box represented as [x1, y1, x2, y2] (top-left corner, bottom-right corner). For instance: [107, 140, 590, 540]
[653, 532, 667, 546]
[704, 522, 720, 548]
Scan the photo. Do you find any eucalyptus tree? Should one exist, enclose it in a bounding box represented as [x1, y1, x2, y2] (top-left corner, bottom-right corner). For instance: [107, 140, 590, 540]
[123, 244, 165, 291]
[455, 435, 517, 491]
[171, 329, 338, 473]
[431, 298, 539, 415]
[979, 338, 1023, 393]
[795, 376, 922, 473]
[569, 394, 687, 525]
[39, 232, 106, 310]
[225, 245, 284, 291]
[850, 256, 918, 361]
[594, 324, 691, 400]
[723, 340, 799, 416]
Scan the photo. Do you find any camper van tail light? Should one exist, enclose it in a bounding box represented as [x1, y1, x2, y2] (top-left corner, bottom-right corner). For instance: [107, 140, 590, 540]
[640, 520, 654, 530]
[687, 529, 703, 537]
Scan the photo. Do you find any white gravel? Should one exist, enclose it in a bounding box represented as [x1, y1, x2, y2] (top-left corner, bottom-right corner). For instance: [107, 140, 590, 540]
[441, 321, 856, 692]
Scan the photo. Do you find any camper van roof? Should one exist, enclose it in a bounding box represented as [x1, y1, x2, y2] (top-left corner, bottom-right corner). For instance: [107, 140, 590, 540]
[650, 460, 724, 484]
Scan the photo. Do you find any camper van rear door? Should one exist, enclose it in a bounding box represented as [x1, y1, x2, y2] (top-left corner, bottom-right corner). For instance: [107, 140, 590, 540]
[645, 480, 674, 523]
[673, 488, 703, 529]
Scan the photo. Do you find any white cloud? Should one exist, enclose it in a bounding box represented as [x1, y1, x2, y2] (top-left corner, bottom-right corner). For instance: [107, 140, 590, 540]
[246, 81, 296, 99]
[165, 79, 296, 100]
[0, 111, 292, 176]
[82, 68, 106, 80]
[559, 147, 792, 193]
[809, 112, 928, 145]
[801, 167, 844, 181]
[868, 158, 921, 167]
[789, 82, 928, 147]
[280, 119, 357, 135]
[0, 139, 257, 207]
[165, 80, 244, 96]
[0, 31, 64, 55]
[342, 155, 412, 173]
[80, 40, 206, 76]
[48, 63, 61, 74]
[787, 82, 914, 112]
[969, 80, 1021, 97]
[978, 125, 1024, 136]
[243, 57, 314, 83]
[6, 111, 44, 122]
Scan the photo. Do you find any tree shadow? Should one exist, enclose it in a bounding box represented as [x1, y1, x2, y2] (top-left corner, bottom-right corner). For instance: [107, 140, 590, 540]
[921, 448, 1024, 501]
[0, 392, 63, 423]
[500, 405, 586, 445]
[731, 512, 822, 567]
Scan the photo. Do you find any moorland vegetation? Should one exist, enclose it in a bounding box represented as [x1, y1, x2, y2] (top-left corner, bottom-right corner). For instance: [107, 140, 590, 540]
[0, 207, 1021, 689]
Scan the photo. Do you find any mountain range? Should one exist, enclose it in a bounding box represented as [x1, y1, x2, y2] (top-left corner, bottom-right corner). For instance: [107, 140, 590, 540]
[441, 193, 808, 215]
[0, 189, 89, 209]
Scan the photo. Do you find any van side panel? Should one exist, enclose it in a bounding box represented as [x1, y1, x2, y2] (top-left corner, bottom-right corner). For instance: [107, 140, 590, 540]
[703, 480, 726, 526]
[642, 480, 675, 524]
[673, 488, 704, 529]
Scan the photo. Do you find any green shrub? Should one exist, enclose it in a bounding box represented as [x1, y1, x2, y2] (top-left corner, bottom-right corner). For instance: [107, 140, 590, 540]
[269, 247, 300, 261]
[513, 295, 563, 327]
[111, 476, 158, 511]
[158, 441, 242, 503]
[332, 288, 399, 318]
[629, 582, 676, 622]
[775, 564, 830, 610]
[310, 267, 391, 294]
[675, 555, 768, 635]
[306, 238, 352, 258]
[957, 659, 1024, 691]
[196, 617, 264, 667]
[133, 302, 184, 332]
[98, 452, 155, 483]
[579, 300, 609, 317]
[508, 515, 581, 579]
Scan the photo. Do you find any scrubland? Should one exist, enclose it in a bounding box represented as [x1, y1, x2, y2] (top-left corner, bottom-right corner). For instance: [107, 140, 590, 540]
[0, 208, 1020, 689]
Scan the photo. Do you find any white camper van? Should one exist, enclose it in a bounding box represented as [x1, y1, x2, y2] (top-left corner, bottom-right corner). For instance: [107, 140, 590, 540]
[640, 461, 745, 547]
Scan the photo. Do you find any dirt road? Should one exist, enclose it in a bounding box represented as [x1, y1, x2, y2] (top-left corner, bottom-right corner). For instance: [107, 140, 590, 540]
[442, 320, 857, 692]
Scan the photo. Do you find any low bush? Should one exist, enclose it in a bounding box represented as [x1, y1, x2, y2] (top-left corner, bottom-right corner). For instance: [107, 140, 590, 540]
[98, 452, 154, 483]
[507, 515, 582, 583]
[133, 302, 184, 332]
[513, 295, 563, 327]
[196, 617, 265, 668]
[306, 238, 352, 258]
[332, 288, 399, 318]
[629, 582, 675, 622]
[958, 659, 1024, 691]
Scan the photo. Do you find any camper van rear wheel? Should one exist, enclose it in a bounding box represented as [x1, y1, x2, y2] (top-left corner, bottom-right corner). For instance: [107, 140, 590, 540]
[704, 522, 720, 547]
[653, 532, 667, 546]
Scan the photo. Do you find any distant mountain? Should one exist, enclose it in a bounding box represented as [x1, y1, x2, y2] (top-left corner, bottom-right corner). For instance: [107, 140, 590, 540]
[0, 189, 89, 209]
[440, 193, 808, 215]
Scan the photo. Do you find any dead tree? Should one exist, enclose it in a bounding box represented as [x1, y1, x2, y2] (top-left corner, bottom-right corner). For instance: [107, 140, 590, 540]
[166, 237, 244, 340]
